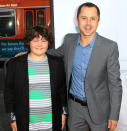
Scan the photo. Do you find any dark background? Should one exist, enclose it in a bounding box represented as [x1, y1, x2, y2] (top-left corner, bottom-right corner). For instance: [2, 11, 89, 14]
[0, 67, 11, 131]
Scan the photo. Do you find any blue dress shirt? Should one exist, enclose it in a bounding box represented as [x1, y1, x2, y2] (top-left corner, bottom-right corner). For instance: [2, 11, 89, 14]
[69, 34, 96, 101]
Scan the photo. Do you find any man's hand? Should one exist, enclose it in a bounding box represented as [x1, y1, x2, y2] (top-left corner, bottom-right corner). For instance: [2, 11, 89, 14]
[15, 52, 27, 57]
[10, 121, 17, 131]
[108, 120, 118, 131]
[61, 114, 66, 130]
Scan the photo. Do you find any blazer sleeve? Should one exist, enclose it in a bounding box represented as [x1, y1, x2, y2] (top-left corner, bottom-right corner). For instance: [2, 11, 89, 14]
[4, 58, 16, 113]
[47, 34, 69, 57]
[107, 43, 122, 121]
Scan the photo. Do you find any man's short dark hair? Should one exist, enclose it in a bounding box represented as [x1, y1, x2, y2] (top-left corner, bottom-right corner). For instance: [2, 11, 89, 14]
[24, 25, 54, 50]
[77, 2, 100, 18]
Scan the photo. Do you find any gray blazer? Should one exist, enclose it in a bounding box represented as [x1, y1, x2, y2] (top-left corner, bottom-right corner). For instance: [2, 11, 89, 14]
[47, 33, 122, 124]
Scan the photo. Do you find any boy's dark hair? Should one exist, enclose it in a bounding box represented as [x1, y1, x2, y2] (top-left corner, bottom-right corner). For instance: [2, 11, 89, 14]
[24, 25, 54, 49]
[77, 2, 100, 18]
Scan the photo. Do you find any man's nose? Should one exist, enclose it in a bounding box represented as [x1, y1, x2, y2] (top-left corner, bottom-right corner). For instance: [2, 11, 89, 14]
[87, 18, 91, 24]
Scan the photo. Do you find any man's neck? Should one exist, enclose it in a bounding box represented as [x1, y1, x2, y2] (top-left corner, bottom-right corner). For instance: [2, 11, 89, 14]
[80, 33, 95, 47]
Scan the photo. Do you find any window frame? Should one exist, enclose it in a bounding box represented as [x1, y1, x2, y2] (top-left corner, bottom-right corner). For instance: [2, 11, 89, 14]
[24, 9, 34, 32]
[0, 9, 16, 38]
[36, 9, 46, 26]
[24, 8, 46, 32]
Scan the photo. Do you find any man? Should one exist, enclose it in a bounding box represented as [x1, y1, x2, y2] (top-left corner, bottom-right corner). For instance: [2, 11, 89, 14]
[47, 2, 122, 131]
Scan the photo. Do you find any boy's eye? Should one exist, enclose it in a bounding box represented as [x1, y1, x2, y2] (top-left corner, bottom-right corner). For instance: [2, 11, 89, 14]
[33, 40, 38, 42]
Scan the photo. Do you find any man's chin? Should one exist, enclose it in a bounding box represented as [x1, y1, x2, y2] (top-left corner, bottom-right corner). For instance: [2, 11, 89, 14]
[83, 32, 95, 37]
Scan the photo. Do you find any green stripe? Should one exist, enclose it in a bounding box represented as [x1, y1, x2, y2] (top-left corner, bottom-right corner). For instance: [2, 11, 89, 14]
[29, 67, 49, 71]
[30, 90, 51, 99]
[29, 70, 49, 72]
[28, 69, 49, 75]
[30, 114, 52, 123]
[28, 66, 50, 75]
[30, 95, 51, 99]
[29, 70, 49, 73]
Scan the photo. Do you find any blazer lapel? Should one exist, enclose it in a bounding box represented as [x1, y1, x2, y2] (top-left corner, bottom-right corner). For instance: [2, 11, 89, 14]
[85, 34, 101, 83]
[67, 34, 79, 84]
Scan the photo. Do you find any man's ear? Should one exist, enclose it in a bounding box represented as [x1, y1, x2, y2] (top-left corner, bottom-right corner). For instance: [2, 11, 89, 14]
[98, 18, 100, 23]
[76, 17, 79, 25]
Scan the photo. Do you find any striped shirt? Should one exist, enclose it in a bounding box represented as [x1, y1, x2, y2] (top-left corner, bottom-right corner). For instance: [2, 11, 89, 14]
[28, 56, 52, 131]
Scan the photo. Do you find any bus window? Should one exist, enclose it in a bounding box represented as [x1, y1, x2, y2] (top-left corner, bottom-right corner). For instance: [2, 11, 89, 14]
[0, 9, 16, 37]
[25, 10, 34, 31]
[24, 9, 46, 32]
[37, 10, 45, 26]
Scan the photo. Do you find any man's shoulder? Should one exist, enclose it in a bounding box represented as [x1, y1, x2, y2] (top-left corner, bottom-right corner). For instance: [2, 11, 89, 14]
[47, 54, 64, 69]
[64, 33, 80, 39]
[97, 33, 117, 46]
[47, 54, 63, 63]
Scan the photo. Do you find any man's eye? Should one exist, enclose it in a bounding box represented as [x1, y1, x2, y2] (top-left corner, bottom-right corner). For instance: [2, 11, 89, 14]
[91, 17, 96, 21]
[82, 17, 86, 20]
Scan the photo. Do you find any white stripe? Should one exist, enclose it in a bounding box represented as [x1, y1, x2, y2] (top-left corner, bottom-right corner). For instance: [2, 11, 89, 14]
[30, 99, 52, 108]
[29, 75, 50, 83]
[29, 121, 52, 130]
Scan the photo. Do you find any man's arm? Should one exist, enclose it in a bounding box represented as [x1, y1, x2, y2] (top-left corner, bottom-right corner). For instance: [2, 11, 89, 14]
[15, 34, 68, 57]
[14, 43, 65, 58]
[107, 43, 122, 130]
[47, 34, 68, 57]
[47, 43, 64, 57]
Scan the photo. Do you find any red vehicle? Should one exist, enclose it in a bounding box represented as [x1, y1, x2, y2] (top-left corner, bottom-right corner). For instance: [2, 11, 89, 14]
[0, 0, 52, 60]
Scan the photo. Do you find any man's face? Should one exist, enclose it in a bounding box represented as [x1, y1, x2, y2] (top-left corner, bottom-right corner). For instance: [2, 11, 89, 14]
[77, 6, 100, 38]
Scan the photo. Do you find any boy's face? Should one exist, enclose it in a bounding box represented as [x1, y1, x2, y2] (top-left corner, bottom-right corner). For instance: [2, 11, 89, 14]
[30, 35, 48, 57]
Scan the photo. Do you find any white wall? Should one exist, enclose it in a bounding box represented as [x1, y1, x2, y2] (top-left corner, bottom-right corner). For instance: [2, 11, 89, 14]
[53, 0, 127, 70]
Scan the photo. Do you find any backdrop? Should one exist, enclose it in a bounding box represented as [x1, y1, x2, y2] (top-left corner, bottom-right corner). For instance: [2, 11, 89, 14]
[53, 0, 127, 70]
